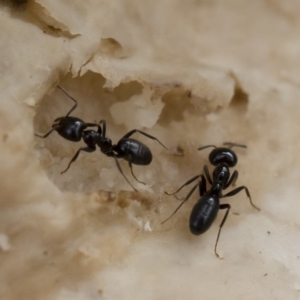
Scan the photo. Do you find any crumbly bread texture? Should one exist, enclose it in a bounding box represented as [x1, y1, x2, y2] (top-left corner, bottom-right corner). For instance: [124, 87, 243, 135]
[1, 1, 300, 299]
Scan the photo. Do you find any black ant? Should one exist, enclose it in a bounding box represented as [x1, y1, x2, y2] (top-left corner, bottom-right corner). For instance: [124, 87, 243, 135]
[35, 86, 172, 190]
[162, 143, 260, 258]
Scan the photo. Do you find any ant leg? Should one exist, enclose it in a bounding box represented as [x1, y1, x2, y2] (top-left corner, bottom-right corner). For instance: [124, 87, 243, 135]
[165, 174, 202, 195]
[222, 186, 260, 211]
[121, 129, 171, 151]
[35, 125, 60, 138]
[61, 146, 96, 174]
[97, 120, 106, 137]
[203, 165, 212, 185]
[86, 122, 103, 134]
[57, 86, 78, 117]
[85, 120, 106, 136]
[197, 145, 217, 151]
[161, 183, 199, 224]
[223, 142, 247, 149]
[224, 170, 238, 189]
[112, 156, 137, 191]
[215, 204, 231, 258]
[84, 120, 106, 136]
[129, 161, 146, 185]
[199, 175, 207, 196]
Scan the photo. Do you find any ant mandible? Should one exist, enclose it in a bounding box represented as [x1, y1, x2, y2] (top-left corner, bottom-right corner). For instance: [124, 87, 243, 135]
[162, 142, 260, 258]
[35, 86, 172, 190]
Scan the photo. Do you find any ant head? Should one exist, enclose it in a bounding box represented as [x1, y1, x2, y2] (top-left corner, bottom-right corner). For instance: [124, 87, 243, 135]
[53, 116, 76, 127]
[209, 147, 237, 168]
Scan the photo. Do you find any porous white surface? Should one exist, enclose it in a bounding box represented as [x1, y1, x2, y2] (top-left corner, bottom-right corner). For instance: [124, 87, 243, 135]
[1, 1, 300, 299]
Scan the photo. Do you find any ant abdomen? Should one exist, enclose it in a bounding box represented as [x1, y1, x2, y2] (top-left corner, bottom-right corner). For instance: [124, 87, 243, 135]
[117, 138, 153, 165]
[189, 194, 219, 235]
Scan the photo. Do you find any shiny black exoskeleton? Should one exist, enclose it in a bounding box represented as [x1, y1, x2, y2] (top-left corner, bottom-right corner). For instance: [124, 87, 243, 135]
[35, 86, 171, 190]
[162, 143, 260, 257]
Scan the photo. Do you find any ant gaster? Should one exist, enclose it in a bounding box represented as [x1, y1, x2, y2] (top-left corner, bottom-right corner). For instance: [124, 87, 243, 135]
[162, 143, 260, 258]
[35, 86, 172, 190]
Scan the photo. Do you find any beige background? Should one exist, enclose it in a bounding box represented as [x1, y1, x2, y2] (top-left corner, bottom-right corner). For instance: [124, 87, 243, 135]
[1, 1, 300, 299]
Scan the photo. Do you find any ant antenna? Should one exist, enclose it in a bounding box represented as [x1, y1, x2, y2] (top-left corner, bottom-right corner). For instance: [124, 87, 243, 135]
[57, 85, 78, 117]
[198, 145, 217, 151]
[223, 142, 247, 149]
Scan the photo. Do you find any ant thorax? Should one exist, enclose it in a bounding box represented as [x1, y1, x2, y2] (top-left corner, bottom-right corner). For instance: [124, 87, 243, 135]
[98, 138, 113, 153]
[212, 164, 230, 187]
[82, 130, 98, 147]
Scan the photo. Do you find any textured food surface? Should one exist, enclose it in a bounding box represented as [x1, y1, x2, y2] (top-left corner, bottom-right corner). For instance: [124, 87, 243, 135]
[1, 1, 300, 299]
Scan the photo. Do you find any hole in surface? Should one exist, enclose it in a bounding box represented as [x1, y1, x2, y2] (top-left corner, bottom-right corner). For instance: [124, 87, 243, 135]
[158, 87, 194, 126]
[34, 71, 167, 193]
